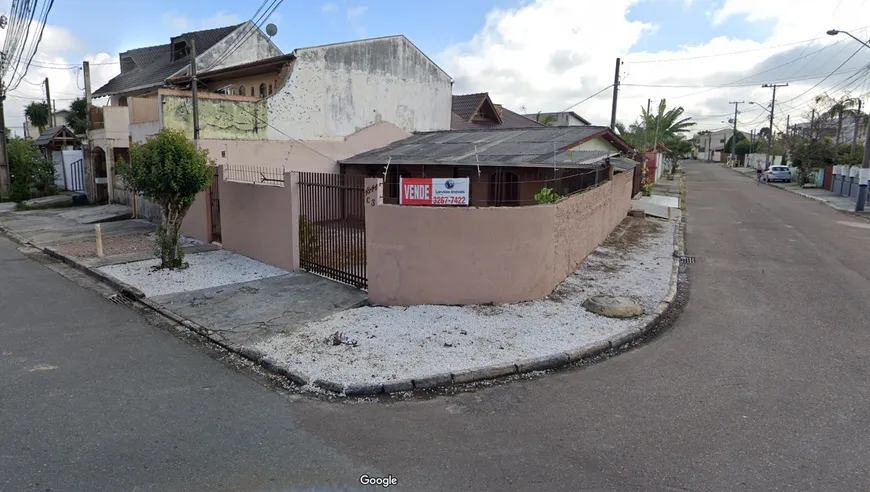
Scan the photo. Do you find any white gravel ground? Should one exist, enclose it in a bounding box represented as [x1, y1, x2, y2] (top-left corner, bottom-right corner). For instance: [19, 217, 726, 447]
[98, 250, 287, 297]
[253, 217, 677, 388]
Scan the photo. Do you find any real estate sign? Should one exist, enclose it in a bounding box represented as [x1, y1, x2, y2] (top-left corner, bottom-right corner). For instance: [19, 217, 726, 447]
[399, 177, 470, 206]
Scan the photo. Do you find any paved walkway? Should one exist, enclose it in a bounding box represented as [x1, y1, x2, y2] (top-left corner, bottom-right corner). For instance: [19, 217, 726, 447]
[727, 164, 868, 214]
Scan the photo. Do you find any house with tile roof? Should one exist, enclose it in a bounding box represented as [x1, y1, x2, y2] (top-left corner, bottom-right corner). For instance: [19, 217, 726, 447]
[451, 93, 542, 130]
[340, 125, 634, 206]
[523, 111, 592, 127]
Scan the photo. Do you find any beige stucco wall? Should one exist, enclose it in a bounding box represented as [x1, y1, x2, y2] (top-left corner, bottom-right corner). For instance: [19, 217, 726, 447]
[199, 121, 410, 173]
[180, 192, 210, 244]
[216, 167, 296, 272]
[366, 169, 634, 306]
[161, 92, 267, 140]
[573, 136, 617, 152]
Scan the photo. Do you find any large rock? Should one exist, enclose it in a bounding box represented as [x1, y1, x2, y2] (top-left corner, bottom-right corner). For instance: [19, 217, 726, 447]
[583, 296, 643, 318]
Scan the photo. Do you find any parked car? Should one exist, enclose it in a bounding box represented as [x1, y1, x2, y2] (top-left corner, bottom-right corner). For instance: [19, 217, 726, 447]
[764, 166, 792, 182]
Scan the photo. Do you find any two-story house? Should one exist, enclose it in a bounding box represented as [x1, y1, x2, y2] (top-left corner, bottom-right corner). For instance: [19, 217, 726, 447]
[88, 21, 283, 203]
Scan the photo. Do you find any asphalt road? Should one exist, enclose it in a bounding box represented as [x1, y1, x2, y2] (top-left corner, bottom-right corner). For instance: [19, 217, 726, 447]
[4, 160, 870, 491]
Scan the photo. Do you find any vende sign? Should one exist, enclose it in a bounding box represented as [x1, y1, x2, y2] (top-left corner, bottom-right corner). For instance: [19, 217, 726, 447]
[399, 177, 469, 206]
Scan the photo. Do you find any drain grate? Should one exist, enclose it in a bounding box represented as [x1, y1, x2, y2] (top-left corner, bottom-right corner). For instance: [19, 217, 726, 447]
[108, 293, 133, 306]
[679, 256, 696, 264]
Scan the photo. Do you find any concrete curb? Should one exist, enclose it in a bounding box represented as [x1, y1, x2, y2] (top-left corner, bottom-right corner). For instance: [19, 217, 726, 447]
[18, 183, 689, 398]
[42, 246, 146, 300]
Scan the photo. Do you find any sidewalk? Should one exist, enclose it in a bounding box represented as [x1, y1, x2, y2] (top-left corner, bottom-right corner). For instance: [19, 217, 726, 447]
[726, 165, 868, 215]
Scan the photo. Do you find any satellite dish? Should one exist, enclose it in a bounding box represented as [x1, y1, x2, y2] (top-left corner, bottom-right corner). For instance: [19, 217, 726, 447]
[265, 23, 278, 38]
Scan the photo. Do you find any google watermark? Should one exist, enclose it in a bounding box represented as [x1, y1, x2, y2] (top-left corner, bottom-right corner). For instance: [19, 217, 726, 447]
[359, 474, 398, 488]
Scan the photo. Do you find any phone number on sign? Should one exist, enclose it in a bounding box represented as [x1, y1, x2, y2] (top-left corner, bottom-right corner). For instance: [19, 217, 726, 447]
[432, 196, 466, 205]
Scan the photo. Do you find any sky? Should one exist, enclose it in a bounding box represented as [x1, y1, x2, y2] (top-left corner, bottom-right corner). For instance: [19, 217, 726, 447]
[2, 0, 870, 138]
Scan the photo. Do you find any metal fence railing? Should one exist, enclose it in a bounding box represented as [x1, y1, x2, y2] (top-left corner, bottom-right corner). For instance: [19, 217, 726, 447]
[223, 165, 286, 187]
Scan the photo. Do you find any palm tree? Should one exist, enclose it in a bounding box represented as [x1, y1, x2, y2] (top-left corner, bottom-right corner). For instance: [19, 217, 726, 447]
[617, 99, 696, 152]
[66, 97, 88, 135]
[815, 92, 860, 146]
[24, 102, 51, 135]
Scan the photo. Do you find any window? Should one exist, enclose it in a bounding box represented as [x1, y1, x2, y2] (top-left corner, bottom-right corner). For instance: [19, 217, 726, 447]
[172, 41, 187, 61]
[720, 138, 725, 143]
[385, 168, 411, 201]
[121, 57, 136, 73]
[268, 84, 273, 95]
[250, 86, 254, 97]
[118, 96, 128, 107]
[259, 83, 267, 98]
[239, 86, 245, 96]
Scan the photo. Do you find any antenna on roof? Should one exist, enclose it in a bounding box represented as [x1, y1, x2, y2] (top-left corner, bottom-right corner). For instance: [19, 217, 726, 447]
[265, 23, 278, 38]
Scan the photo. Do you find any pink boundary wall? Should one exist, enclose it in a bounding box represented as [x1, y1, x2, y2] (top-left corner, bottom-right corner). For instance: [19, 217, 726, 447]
[366, 170, 634, 306]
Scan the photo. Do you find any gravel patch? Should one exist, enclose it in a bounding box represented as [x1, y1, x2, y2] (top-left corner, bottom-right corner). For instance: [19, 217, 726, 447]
[55, 233, 202, 259]
[253, 217, 676, 388]
[98, 250, 287, 297]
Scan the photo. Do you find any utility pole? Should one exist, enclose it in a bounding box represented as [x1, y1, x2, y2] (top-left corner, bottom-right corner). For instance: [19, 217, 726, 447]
[857, 102, 870, 211]
[750, 129, 755, 152]
[728, 101, 744, 166]
[189, 37, 200, 146]
[785, 114, 790, 158]
[810, 108, 815, 140]
[852, 99, 862, 155]
[0, 82, 10, 200]
[609, 57, 620, 131]
[44, 77, 53, 127]
[762, 83, 788, 169]
[707, 133, 712, 161]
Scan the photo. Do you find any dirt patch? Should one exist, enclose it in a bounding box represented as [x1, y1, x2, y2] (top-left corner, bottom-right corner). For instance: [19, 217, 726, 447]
[601, 217, 664, 252]
[54, 234, 155, 259]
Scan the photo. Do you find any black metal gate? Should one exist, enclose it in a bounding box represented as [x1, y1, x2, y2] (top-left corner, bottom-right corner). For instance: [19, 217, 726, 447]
[297, 172, 367, 289]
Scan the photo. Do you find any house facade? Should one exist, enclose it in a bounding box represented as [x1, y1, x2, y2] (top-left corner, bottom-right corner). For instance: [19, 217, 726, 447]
[88, 21, 283, 203]
[523, 111, 591, 127]
[340, 126, 633, 207]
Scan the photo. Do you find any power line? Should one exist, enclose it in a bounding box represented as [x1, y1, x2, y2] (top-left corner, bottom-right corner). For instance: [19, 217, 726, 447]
[198, 0, 284, 73]
[560, 84, 613, 112]
[624, 29, 868, 64]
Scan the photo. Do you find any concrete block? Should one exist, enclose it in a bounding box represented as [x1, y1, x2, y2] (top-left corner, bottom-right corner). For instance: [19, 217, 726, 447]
[312, 379, 344, 394]
[564, 340, 611, 362]
[413, 373, 452, 390]
[382, 379, 414, 393]
[23, 195, 74, 208]
[609, 328, 642, 349]
[344, 382, 384, 396]
[628, 209, 646, 218]
[516, 352, 570, 373]
[463, 363, 518, 383]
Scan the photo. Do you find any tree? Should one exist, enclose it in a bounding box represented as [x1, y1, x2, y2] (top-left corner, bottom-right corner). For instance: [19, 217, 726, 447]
[66, 97, 88, 135]
[616, 99, 696, 151]
[116, 129, 215, 269]
[535, 112, 558, 126]
[24, 102, 51, 135]
[7, 139, 56, 202]
[815, 92, 860, 145]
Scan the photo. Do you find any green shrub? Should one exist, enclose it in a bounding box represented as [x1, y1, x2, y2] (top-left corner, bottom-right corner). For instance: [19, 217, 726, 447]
[534, 187, 561, 204]
[7, 139, 56, 202]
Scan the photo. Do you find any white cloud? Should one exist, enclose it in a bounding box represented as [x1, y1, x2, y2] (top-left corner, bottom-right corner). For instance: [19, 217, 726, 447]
[1, 22, 119, 138]
[161, 11, 189, 31]
[201, 12, 242, 28]
[439, 0, 870, 134]
[321, 3, 339, 13]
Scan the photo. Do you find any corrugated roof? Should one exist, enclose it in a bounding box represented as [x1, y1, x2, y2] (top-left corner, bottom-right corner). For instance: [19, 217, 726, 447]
[341, 126, 620, 167]
[93, 23, 243, 97]
[611, 157, 638, 171]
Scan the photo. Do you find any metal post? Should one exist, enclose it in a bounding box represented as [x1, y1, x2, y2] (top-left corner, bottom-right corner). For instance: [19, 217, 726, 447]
[0, 82, 9, 199]
[762, 83, 788, 169]
[729, 101, 743, 166]
[855, 106, 870, 211]
[189, 38, 200, 146]
[609, 57, 620, 131]
[852, 99, 862, 155]
[44, 77, 53, 127]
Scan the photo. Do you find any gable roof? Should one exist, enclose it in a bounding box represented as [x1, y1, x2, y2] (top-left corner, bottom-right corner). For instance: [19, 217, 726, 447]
[341, 126, 628, 168]
[34, 126, 75, 146]
[92, 23, 243, 97]
[451, 93, 542, 130]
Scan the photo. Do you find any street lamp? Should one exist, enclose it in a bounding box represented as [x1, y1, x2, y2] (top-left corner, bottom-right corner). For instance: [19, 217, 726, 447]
[749, 101, 771, 113]
[828, 28, 870, 211]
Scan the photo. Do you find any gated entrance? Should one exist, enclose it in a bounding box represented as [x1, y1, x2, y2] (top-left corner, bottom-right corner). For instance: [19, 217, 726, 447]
[297, 172, 367, 289]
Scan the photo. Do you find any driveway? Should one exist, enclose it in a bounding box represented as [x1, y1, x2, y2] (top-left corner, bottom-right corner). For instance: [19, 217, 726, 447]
[0, 205, 150, 246]
[150, 272, 367, 347]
